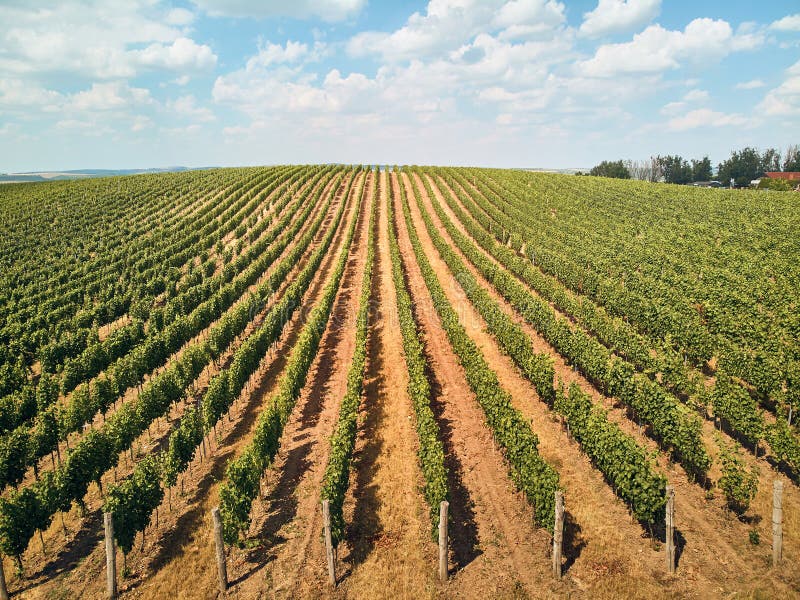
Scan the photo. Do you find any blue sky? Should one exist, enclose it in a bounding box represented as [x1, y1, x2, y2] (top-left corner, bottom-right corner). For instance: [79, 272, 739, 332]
[0, 0, 798, 171]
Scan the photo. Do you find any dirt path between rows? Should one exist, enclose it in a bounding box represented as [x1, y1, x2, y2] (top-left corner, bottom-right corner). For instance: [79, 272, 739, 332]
[335, 169, 438, 599]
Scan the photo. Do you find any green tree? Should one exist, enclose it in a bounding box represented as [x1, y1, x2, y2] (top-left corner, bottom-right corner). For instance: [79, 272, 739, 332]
[690, 156, 713, 182]
[717, 147, 765, 187]
[761, 147, 782, 172]
[783, 144, 800, 171]
[0, 488, 39, 574]
[589, 160, 631, 179]
[656, 155, 693, 184]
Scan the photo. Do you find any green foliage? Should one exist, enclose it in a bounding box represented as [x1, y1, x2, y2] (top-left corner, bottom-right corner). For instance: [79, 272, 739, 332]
[655, 155, 692, 185]
[219, 171, 360, 546]
[555, 383, 666, 526]
[0, 487, 39, 560]
[716, 436, 758, 515]
[415, 168, 671, 525]
[104, 454, 164, 555]
[589, 160, 630, 179]
[385, 173, 448, 535]
[765, 409, 800, 475]
[757, 178, 793, 191]
[716, 146, 785, 187]
[784, 145, 800, 171]
[0, 166, 344, 560]
[94, 168, 346, 550]
[426, 168, 710, 479]
[712, 374, 764, 450]
[321, 176, 377, 546]
[691, 156, 713, 182]
[399, 171, 559, 533]
[749, 529, 760, 545]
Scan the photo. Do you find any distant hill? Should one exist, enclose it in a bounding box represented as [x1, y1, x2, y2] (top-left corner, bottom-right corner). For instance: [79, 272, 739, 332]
[519, 167, 588, 175]
[0, 166, 215, 183]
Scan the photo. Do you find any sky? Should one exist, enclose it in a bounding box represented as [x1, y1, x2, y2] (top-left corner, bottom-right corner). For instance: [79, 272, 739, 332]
[0, 0, 798, 172]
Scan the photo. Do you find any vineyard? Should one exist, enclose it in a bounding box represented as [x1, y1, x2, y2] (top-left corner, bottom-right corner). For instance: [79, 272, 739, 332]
[0, 166, 798, 599]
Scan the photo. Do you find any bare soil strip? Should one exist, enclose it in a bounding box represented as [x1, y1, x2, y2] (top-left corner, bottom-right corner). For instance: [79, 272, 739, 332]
[335, 169, 438, 599]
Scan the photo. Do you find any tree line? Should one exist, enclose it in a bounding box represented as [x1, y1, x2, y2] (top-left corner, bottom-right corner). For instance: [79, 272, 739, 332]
[584, 145, 800, 187]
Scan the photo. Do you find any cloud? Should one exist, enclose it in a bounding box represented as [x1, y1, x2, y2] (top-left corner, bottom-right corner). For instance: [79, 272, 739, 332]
[757, 61, 800, 116]
[131, 38, 217, 71]
[667, 108, 748, 131]
[347, 0, 566, 62]
[771, 14, 800, 32]
[0, 1, 213, 79]
[492, 0, 566, 40]
[131, 116, 153, 132]
[55, 118, 114, 137]
[191, 0, 366, 21]
[68, 82, 153, 111]
[214, 65, 379, 117]
[244, 40, 321, 70]
[578, 18, 760, 77]
[165, 8, 195, 26]
[0, 79, 63, 110]
[735, 79, 765, 90]
[579, 0, 660, 38]
[168, 95, 216, 122]
[660, 101, 686, 116]
[683, 89, 709, 102]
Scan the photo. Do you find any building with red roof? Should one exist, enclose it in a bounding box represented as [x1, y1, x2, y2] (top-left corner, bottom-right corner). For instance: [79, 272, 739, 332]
[765, 172, 800, 180]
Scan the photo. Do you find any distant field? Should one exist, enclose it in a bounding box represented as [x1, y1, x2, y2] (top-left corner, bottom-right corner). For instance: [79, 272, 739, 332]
[0, 167, 798, 598]
[0, 166, 201, 183]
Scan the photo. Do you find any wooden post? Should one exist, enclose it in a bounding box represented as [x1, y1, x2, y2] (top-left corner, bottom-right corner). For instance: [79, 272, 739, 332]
[211, 507, 228, 593]
[665, 485, 675, 574]
[0, 555, 9, 600]
[104, 512, 117, 599]
[552, 491, 564, 579]
[773, 480, 783, 567]
[438, 501, 449, 583]
[322, 500, 336, 586]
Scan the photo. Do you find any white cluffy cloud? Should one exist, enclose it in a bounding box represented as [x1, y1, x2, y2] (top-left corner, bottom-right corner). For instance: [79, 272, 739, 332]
[0, 1, 215, 79]
[68, 82, 153, 111]
[132, 38, 217, 71]
[191, 0, 366, 21]
[168, 95, 216, 122]
[244, 40, 326, 70]
[579, 0, 661, 38]
[770, 14, 800, 32]
[735, 79, 765, 90]
[579, 18, 762, 77]
[347, 0, 566, 62]
[667, 108, 748, 131]
[683, 89, 709, 102]
[757, 60, 800, 116]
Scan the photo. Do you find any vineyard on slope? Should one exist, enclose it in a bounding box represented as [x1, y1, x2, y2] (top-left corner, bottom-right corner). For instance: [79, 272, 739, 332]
[0, 166, 797, 599]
